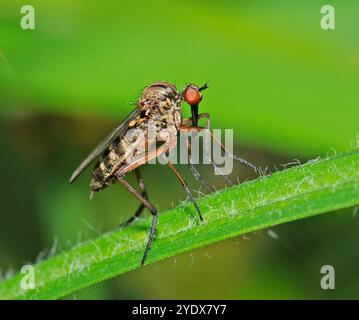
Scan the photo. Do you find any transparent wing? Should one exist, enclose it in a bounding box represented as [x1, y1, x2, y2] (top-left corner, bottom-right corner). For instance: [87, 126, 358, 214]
[69, 108, 141, 183]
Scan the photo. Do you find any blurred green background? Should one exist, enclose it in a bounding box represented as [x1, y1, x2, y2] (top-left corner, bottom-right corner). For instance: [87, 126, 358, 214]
[1, 0, 359, 299]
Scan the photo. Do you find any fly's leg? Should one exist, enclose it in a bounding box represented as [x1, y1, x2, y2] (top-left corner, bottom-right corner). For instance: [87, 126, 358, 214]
[166, 161, 203, 221]
[117, 174, 158, 267]
[210, 130, 259, 173]
[118, 168, 149, 229]
[186, 139, 215, 193]
[181, 121, 235, 187]
[182, 113, 215, 192]
[188, 159, 215, 192]
[210, 160, 234, 186]
[181, 123, 260, 174]
[182, 112, 211, 129]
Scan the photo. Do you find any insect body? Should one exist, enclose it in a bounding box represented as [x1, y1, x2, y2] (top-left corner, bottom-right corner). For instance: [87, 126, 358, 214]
[70, 82, 207, 266]
[70, 81, 258, 266]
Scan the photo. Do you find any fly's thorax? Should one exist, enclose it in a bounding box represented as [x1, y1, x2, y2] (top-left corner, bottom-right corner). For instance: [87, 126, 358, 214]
[132, 116, 178, 149]
[140, 81, 178, 102]
[137, 82, 182, 130]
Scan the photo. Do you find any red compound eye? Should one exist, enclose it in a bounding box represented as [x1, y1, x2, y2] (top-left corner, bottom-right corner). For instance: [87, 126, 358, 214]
[184, 87, 201, 105]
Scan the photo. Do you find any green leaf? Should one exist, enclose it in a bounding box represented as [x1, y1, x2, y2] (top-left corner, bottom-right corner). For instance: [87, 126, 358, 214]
[1, 149, 359, 299]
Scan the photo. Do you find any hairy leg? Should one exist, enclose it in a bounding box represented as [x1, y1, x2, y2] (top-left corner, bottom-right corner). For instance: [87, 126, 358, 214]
[117, 174, 158, 266]
[118, 168, 149, 228]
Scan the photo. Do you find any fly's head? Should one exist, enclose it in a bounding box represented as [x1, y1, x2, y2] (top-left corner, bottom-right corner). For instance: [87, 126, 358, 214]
[182, 83, 208, 126]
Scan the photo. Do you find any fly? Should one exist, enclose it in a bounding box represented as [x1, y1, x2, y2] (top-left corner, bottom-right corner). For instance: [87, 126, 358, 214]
[70, 81, 258, 266]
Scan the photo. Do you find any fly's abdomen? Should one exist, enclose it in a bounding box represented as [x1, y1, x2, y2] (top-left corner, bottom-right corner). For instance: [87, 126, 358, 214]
[90, 146, 123, 191]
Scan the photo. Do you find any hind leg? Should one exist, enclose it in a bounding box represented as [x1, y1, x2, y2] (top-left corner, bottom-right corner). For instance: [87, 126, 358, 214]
[118, 168, 149, 228]
[117, 173, 158, 266]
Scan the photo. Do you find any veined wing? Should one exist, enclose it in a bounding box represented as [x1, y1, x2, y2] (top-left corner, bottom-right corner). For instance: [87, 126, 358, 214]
[69, 108, 141, 183]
